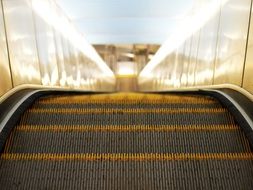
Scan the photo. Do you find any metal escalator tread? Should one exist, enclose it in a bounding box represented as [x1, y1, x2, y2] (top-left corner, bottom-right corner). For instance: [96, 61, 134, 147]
[0, 93, 253, 189]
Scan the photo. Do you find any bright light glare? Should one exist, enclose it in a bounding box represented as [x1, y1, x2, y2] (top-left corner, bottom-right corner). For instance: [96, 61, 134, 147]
[123, 53, 135, 58]
[31, 0, 115, 79]
[116, 62, 137, 76]
[196, 69, 213, 84]
[42, 74, 50, 85]
[139, 0, 229, 79]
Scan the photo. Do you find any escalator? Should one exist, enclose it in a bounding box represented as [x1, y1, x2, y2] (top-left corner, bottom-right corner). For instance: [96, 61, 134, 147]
[0, 92, 253, 189]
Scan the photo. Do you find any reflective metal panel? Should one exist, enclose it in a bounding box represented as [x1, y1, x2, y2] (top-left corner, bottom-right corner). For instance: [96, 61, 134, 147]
[138, 0, 253, 95]
[78, 54, 90, 88]
[34, 10, 59, 86]
[173, 46, 185, 88]
[181, 39, 191, 87]
[54, 30, 66, 87]
[195, 13, 220, 85]
[61, 37, 71, 86]
[164, 53, 176, 88]
[64, 41, 78, 87]
[3, 0, 41, 86]
[0, 1, 12, 96]
[214, 0, 251, 85]
[243, 6, 253, 93]
[187, 31, 200, 86]
[46, 2, 67, 87]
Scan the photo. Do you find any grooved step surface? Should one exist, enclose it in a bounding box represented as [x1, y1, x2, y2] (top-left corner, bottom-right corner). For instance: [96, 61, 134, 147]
[5, 131, 250, 153]
[0, 93, 253, 189]
[20, 112, 235, 126]
[1, 160, 253, 189]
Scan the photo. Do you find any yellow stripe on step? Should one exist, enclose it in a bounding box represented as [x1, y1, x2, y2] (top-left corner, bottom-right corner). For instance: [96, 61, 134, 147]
[37, 93, 217, 104]
[1, 153, 253, 161]
[16, 125, 238, 132]
[27, 108, 227, 114]
[38, 99, 217, 105]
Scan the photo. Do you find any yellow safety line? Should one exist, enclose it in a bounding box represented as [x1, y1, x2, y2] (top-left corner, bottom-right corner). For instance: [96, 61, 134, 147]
[1, 153, 253, 161]
[37, 99, 217, 105]
[27, 108, 227, 114]
[16, 125, 238, 132]
[38, 95, 217, 102]
[37, 94, 216, 102]
[39, 94, 208, 98]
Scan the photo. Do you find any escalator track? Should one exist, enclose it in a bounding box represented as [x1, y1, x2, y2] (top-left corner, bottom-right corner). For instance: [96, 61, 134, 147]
[0, 92, 253, 189]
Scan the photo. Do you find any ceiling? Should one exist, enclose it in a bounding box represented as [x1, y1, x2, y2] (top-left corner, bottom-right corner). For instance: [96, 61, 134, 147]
[55, 0, 197, 44]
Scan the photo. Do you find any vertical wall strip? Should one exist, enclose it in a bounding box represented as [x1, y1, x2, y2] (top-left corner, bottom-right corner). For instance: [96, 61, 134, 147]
[193, 29, 202, 86]
[241, 0, 253, 87]
[53, 28, 62, 86]
[30, 0, 43, 85]
[186, 37, 193, 87]
[1, 0, 14, 87]
[212, 0, 222, 85]
[46, 1, 60, 86]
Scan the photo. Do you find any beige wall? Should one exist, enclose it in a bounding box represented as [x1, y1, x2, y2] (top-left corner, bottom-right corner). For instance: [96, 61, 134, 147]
[139, 0, 253, 95]
[0, 0, 12, 96]
[214, 0, 251, 86]
[116, 77, 138, 92]
[195, 13, 220, 86]
[243, 3, 253, 93]
[33, 3, 59, 86]
[0, 0, 115, 97]
[3, 0, 41, 86]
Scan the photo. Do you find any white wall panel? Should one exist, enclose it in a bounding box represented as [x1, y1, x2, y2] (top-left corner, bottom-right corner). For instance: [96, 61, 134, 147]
[214, 0, 251, 85]
[33, 0, 59, 86]
[0, 1, 12, 96]
[243, 4, 253, 93]
[195, 14, 220, 85]
[181, 39, 191, 87]
[139, 0, 253, 96]
[187, 31, 200, 86]
[3, 0, 41, 86]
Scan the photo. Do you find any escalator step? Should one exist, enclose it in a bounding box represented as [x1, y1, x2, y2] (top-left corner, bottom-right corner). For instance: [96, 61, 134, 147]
[0, 159, 253, 189]
[19, 111, 236, 126]
[0, 93, 253, 189]
[4, 130, 250, 153]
